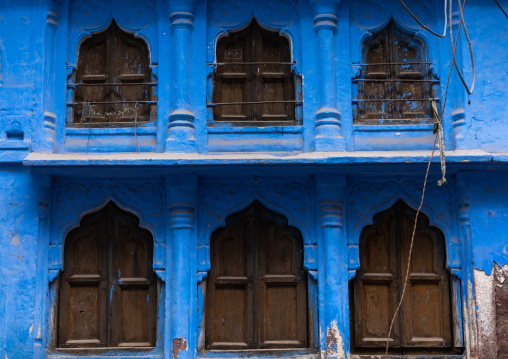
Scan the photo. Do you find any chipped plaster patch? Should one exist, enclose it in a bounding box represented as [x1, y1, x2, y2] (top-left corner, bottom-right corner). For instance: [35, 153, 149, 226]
[10, 233, 19, 246]
[474, 267, 497, 359]
[172, 337, 188, 359]
[325, 320, 345, 359]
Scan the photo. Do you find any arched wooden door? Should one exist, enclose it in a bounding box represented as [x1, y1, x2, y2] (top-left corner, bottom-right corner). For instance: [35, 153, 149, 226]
[206, 201, 307, 349]
[352, 200, 452, 354]
[59, 202, 157, 348]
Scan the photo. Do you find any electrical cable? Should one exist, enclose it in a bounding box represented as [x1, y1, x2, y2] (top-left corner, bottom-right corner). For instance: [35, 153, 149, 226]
[398, 0, 448, 38]
[495, 0, 508, 19]
[457, 0, 475, 94]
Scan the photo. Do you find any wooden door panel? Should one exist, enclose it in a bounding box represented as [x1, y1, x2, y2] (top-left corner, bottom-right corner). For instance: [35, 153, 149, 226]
[211, 286, 249, 348]
[118, 286, 151, 346]
[66, 283, 102, 346]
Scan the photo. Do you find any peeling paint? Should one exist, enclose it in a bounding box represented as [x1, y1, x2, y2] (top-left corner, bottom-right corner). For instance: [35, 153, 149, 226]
[325, 320, 345, 359]
[172, 337, 188, 359]
[474, 267, 499, 359]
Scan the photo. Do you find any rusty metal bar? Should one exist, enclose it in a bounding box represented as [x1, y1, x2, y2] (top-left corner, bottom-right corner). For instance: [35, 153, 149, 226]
[353, 79, 439, 83]
[67, 82, 158, 87]
[353, 98, 440, 102]
[207, 100, 302, 107]
[67, 101, 157, 105]
[207, 61, 296, 66]
[352, 62, 432, 66]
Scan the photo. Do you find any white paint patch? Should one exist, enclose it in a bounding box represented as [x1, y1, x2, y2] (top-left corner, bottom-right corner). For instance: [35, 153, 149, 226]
[11, 233, 19, 246]
[28, 324, 33, 335]
[474, 267, 497, 359]
[325, 320, 345, 359]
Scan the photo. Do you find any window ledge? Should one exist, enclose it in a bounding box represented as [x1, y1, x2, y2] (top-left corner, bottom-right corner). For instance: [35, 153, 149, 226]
[351, 355, 464, 359]
[207, 126, 302, 134]
[198, 349, 318, 359]
[47, 347, 161, 359]
[354, 124, 434, 132]
[66, 126, 157, 136]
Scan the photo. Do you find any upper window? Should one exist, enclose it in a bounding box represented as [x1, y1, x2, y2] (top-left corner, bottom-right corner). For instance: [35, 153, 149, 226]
[206, 201, 308, 349]
[210, 19, 299, 126]
[68, 20, 156, 127]
[59, 202, 157, 348]
[351, 200, 458, 355]
[353, 20, 438, 125]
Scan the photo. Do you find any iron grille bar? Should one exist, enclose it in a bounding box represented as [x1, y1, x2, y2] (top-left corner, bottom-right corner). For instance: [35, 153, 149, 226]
[207, 100, 302, 107]
[352, 62, 432, 66]
[208, 61, 296, 66]
[353, 79, 439, 83]
[353, 98, 440, 102]
[67, 82, 158, 87]
[67, 101, 157, 105]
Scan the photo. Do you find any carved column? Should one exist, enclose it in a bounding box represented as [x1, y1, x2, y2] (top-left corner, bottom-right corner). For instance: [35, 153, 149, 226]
[34, 180, 51, 355]
[451, 10, 467, 150]
[167, 175, 197, 359]
[39, 0, 62, 152]
[166, 0, 197, 152]
[456, 173, 478, 357]
[316, 175, 347, 357]
[311, 0, 345, 152]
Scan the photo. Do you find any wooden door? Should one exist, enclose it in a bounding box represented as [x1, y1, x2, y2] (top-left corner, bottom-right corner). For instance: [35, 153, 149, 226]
[59, 202, 156, 348]
[206, 201, 307, 349]
[353, 200, 452, 354]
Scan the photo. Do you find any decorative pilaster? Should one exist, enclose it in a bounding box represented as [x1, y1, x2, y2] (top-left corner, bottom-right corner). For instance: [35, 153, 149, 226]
[34, 179, 51, 355]
[167, 174, 197, 359]
[311, 0, 345, 152]
[166, 1, 197, 152]
[456, 173, 478, 358]
[450, 10, 467, 150]
[315, 175, 347, 358]
[40, 1, 62, 152]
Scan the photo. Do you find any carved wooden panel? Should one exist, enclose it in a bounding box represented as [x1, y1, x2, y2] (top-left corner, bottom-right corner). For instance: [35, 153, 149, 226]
[206, 201, 307, 349]
[354, 20, 435, 125]
[59, 202, 156, 348]
[213, 20, 295, 125]
[352, 200, 452, 354]
[73, 20, 153, 126]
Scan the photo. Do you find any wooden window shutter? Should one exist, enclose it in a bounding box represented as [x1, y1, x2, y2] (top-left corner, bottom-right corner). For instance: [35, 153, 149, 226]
[72, 20, 154, 126]
[212, 20, 296, 126]
[206, 201, 307, 349]
[354, 20, 436, 125]
[352, 200, 455, 354]
[59, 202, 157, 348]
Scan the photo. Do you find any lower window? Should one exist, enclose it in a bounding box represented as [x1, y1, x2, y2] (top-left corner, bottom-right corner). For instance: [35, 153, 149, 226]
[206, 201, 308, 349]
[58, 202, 157, 348]
[350, 200, 461, 355]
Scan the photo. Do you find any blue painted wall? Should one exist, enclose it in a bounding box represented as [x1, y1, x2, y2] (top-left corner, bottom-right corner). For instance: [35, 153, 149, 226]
[0, 0, 507, 358]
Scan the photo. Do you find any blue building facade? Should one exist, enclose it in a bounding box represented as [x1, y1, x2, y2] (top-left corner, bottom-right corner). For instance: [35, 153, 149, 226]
[0, 0, 507, 358]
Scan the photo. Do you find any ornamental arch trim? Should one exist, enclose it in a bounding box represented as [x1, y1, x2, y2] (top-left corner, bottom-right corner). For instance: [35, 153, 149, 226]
[347, 180, 461, 278]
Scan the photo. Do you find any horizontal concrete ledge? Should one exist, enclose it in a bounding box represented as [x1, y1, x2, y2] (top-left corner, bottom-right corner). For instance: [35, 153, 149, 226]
[22, 150, 508, 167]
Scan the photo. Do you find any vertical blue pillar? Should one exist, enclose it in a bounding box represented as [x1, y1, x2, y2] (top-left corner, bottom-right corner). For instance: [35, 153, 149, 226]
[450, 11, 467, 150]
[166, 0, 197, 152]
[311, 0, 345, 152]
[40, 0, 62, 152]
[167, 174, 197, 359]
[316, 175, 348, 358]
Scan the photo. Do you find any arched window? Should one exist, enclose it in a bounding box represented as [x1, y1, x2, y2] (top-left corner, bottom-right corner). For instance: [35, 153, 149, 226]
[69, 20, 156, 126]
[210, 19, 299, 126]
[353, 20, 438, 125]
[351, 200, 456, 354]
[59, 202, 157, 348]
[206, 201, 307, 349]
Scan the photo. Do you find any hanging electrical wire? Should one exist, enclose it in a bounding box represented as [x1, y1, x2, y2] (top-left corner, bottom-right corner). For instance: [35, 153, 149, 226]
[495, 0, 508, 18]
[398, 0, 448, 37]
[456, 0, 476, 94]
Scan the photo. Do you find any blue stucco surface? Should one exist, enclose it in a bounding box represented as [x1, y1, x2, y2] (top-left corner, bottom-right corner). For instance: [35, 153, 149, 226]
[0, 0, 507, 358]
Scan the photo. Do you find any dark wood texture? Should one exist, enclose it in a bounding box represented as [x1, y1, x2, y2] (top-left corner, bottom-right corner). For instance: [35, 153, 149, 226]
[354, 20, 435, 124]
[213, 20, 295, 125]
[352, 200, 452, 354]
[206, 202, 307, 349]
[73, 20, 154, 126]
[59, 202, 156, 348]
